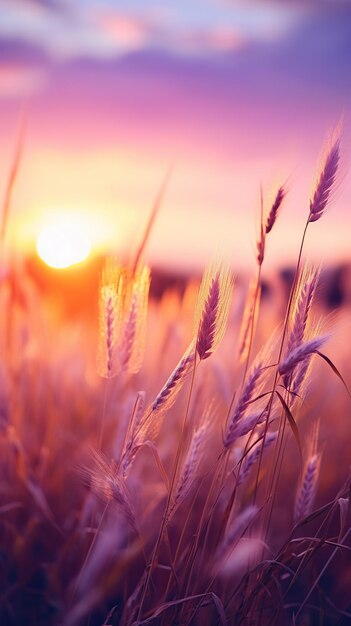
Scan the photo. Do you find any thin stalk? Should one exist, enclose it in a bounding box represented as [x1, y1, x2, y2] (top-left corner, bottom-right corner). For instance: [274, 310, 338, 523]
[116, 392, 141, 474]
[241, 184, 264, 386]
[0, 111, 26, 249]
[253, 219, 309, 508]
[295, 528, 351, 619]
[235, 485, 347, 623]
[136, 352, 198, 620]
[181, 451, 227, 602]
[184, 507, 260, 626]
[161, 487, 201, 605]
[70, 501, 109, 605]
[242, 265, 262, 385]
[132, 165, 172, 275]
[99, 376, 110, 448]
[162, 454, 222, 605]
[160, 482, 208, 626]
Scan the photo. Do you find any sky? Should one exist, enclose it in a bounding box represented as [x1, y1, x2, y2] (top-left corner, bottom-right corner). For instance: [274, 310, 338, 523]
[0, 0, 350, 273]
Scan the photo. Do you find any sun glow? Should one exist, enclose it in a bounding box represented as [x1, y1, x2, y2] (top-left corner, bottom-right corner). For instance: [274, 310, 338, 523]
[36, 216, 92, 269]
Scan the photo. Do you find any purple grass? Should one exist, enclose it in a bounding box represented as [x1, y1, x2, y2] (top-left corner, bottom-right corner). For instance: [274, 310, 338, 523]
[197, 272, 220, 360]
[82, 449, 137, 533]
[121, 295, 137, 371]
[229, 408, 268, 443]
[170, 424, 207, 516]
[308, 137, 340, 223]
[121, 392, 146, 477]
[214, 505, 258, 566]
[294, 453, 321, 522]
[224, 362, 264, 448]
[286, 267, 319, 357]
[265, 186, 286, 234]
[290, 357, 311, 397]
[1, 127, 348, 626]
[238, 432, 277, 485]
[105, 293, 115, 377]
[279, 335, 329, 377]
[283, 267, 319, 388]
[152, 351, 195, 412]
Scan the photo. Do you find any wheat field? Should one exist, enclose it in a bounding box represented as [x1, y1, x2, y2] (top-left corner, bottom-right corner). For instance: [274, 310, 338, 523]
[0, 131, 350, 626]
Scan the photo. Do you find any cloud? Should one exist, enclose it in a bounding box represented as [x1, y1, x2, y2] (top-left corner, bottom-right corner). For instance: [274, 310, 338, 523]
[176, 27, 244, 53]
[0, 0, 301, 62]
[0, 1, 118, 61]
[28, 4, 349, 156]
[1, 0, 65, 11]
[0, 1, 350, 126]
[95, 13, 154, 50]
[94, 9, 245, 56]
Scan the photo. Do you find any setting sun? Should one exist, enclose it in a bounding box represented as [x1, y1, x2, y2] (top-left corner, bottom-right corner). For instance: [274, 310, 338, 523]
[36, 217, 91, 269]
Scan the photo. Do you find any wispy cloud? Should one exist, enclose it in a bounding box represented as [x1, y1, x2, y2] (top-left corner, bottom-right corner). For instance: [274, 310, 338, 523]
[95, 13, 152, 50]
[93, 8, 245, 55]
[0, 0, 302, 62]
[0, 0, 118, 60]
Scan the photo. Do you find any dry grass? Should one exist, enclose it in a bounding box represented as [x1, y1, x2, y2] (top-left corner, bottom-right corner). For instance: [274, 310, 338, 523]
[0, 131, 350, 626]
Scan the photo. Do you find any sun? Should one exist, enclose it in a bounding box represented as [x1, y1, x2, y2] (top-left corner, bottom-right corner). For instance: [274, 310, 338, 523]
[36, 216, 92, 269]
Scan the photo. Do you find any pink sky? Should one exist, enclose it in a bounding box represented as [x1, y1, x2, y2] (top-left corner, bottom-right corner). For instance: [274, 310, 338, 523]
[0, 1, 350, 273]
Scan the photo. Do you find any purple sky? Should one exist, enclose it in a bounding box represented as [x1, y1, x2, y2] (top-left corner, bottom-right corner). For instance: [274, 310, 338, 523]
[0, 1, 350, 271]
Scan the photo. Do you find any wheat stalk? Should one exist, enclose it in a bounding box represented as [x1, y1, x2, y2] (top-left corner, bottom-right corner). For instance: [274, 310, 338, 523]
[195, 262, 233, 361]
[294, 423, 321, 522]
[279, 334, 329, 377]
[308, 132, 340, 223]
